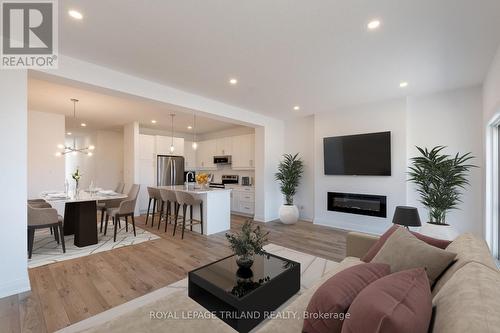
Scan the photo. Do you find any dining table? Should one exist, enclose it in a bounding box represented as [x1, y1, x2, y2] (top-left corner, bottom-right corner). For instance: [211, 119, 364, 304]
[40, 190, 128, 247]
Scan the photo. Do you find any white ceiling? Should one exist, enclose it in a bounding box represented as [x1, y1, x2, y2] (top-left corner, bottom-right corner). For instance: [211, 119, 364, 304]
[58, 1, 500, 119]
[28, 78, 242, 134]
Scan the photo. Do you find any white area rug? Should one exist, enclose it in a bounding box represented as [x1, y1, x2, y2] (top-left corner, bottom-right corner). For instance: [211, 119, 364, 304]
[57, 243, 338, 333]
[29, 223, 160, 268]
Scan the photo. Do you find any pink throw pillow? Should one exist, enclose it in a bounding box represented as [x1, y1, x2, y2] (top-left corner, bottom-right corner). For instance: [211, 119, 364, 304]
[341, 268, 432, 333]
[302, 263, 390, 333]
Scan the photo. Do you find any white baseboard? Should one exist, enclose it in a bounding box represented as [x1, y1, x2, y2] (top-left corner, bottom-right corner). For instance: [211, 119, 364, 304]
[0, 276, 30, 299]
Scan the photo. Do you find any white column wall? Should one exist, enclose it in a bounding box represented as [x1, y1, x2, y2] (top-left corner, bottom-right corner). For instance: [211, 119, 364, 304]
[0, 71, 30, 298]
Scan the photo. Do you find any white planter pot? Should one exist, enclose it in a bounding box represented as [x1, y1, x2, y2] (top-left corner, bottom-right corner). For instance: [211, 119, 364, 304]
[418, 222, 459, 241]
[279, 204, 299, 224]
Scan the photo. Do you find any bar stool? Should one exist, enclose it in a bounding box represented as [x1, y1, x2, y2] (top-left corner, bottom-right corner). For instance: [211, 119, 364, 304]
[173, 191, 204, 239]
[145, 187, 163, 228]
[158, 189, 181, 232]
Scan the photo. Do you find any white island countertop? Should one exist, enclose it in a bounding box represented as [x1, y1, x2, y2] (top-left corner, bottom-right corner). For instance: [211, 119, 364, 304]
[152, 184, 231, 235]
[155, 184, 231, 194]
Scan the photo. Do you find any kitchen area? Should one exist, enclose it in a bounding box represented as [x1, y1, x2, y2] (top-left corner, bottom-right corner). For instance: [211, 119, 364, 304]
[137, 126, 256, 232]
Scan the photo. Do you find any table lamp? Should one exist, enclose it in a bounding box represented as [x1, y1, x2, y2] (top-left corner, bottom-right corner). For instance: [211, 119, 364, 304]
[392, 206, 421, 229]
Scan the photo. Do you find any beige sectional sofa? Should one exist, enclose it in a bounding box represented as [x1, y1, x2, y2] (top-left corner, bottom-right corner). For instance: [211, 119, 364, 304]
[259, 232, 500, 333]
[79, 232, 500, 333]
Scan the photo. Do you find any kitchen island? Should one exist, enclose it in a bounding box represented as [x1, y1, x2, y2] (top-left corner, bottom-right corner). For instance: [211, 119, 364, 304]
[154, 185, 231, 235]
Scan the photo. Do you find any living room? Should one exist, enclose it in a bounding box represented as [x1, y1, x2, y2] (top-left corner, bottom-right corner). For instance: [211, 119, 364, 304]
[2, 1, 500, 333]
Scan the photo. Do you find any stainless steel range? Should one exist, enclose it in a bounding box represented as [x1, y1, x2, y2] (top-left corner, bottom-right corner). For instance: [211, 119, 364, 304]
[209, 175, 239, 189]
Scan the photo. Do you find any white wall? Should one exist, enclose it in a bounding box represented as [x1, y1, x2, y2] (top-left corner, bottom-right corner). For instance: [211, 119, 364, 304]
[254, 124, 285, 222]
[28, 111, 65, 198]
[284, 115, 315, 221]
[313, 99, 408, 234]
[65, 134, 96, 189]
[484, 45, 500, 123]
[407, 86, 483, 236]
[294, 87, 483, 236]
[95, 131, 124, 190]
[0, 71, 30, 298]
[407, 86, 484, 236]
[65, 130, 123, 190]
[123, 122, 140, 215]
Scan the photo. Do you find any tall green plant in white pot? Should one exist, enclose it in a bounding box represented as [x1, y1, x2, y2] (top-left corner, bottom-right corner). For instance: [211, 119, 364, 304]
[408, 146, 476, 240]
[275, 153, 304, 224]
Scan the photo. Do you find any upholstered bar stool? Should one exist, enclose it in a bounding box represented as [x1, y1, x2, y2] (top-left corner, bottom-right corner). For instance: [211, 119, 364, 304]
[173, 191, 204, 239]
[158, 189, 181, 232]
[145, 187, 163, 228]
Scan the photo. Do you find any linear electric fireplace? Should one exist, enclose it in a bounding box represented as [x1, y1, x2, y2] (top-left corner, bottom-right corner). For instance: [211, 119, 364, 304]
[327, 192, 387, 218]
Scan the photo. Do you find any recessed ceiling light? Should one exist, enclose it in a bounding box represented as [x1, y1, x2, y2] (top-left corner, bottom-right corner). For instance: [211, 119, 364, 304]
[399, 81, 409, 88]
[367, 19, 381, 30]
[80, 123, 87, 127]
[67, 132, 72, 135]
[187, 125, 193, 130]
[293, 105, 300, 111]
[229, 78, 238, 85]
[68, 10, 83, 20]
[151, 120, 157, 124]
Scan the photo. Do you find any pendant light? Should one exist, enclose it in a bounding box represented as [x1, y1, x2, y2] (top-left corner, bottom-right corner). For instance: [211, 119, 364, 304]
[56, 99, 95, 156]
[192, 113, 198, 150]
[170, 113, 175, 153]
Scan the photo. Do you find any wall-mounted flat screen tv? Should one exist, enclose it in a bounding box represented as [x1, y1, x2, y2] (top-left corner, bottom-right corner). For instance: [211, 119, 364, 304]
[323, 131, 391, 176]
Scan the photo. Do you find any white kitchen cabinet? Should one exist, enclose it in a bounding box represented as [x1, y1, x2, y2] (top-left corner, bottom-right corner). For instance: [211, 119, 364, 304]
[197, 139, 217, 169]
[230, 191, 239, 211]
[139, 134, 156, 160]
[230, 186, 255, 216]
[155, 135, 184, 156]
[216, 137, 233, 156]
[231, 134, 255, 170]
[184, 140, 197, 171]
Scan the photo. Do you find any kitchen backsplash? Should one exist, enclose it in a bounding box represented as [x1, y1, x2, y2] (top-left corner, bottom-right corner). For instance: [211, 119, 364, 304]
[197, 165, 254, 185]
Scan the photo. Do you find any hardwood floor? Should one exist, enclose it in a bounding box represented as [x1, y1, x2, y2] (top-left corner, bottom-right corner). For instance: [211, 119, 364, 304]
[0, 214, 347, 333]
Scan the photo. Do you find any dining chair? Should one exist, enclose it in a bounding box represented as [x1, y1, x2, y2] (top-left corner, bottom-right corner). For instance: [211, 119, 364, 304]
[98, 182, 126, 233]
[104, 184, 140, 242]
[27, 203, 66, 259]
[145, 187, 163, 228]
[173, 191, 204, 239]
[158, 189, 181, 233]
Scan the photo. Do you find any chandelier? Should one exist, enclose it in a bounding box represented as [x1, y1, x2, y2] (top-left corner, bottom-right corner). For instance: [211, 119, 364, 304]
[56, 99, 95, 156]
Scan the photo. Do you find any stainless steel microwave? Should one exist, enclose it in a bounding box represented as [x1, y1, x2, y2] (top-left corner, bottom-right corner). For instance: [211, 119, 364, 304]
[214, 155, 232, 164]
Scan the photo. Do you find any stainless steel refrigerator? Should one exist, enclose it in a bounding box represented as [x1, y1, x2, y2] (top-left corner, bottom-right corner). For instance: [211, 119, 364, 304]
[157, 155, 185, 186]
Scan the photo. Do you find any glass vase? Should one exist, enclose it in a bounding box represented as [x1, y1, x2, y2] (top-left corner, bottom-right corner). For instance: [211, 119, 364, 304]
[236, 254, 254, 269]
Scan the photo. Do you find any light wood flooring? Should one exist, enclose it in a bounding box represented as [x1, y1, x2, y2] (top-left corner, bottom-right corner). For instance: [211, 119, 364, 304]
[0, 214, 347, 333]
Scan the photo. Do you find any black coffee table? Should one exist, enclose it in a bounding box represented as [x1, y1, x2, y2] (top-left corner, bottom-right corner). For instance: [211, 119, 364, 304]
[188, 252, 300, 333]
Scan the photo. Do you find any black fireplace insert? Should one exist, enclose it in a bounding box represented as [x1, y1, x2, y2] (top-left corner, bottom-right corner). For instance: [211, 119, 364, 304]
[327, 192, 387, 218]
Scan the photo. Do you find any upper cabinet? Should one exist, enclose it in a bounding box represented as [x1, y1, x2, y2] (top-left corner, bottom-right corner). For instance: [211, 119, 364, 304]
[139, 134, 156, 160]
[232, 134, 255, 170]
[155, 135, 184, 156]
[215, 137, 233, 156]
[197, 139, 217, 169]
[184, 140, 197, 171]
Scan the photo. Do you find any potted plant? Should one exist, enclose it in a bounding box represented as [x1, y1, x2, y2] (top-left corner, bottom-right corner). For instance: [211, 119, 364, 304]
[225, 219, 269, 268]
[408, 146, 476, 240]
[275, 153, 304, 224]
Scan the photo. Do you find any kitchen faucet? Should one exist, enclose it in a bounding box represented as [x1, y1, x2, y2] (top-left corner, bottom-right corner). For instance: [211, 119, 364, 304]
[185, 171, 195, 188]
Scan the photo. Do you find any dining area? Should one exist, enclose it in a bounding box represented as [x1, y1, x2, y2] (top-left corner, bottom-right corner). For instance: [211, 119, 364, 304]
[26, 182, 149, 267]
